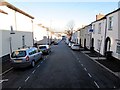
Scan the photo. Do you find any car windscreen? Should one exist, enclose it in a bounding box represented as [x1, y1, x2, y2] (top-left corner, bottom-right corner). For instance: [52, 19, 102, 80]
[11, 51, 26, 58]
[39, 46, 47, 49]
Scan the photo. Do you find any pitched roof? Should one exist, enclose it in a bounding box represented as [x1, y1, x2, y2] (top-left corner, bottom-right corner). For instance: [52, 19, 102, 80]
[0, 9, 8, 14]
[105, 8, 120, 16]
[91, 16, 106, 24]
[92, 8, 120, 24]
[0, 2, 34, 19]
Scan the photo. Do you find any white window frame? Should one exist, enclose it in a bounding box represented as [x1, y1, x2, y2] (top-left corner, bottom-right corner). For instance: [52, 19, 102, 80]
[116, 43, 120, 54]
[98, 23, 101, 34]
[108, 16, 113, 30]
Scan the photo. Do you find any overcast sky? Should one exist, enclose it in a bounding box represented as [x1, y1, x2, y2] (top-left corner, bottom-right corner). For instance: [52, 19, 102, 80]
[8, 1, 119, 32]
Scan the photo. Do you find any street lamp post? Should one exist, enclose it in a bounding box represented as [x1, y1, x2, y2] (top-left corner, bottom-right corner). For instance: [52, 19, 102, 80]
[46, 28, 49, 45]
[10, 26, 15, 54]
[31, 20, 34, 46]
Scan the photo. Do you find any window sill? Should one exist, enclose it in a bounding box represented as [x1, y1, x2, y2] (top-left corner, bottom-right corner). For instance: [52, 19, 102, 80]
[108, 28, 113, 30]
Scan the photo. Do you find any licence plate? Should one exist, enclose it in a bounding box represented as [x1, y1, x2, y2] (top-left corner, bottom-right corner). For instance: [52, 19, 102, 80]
[14, 60, 22, 63]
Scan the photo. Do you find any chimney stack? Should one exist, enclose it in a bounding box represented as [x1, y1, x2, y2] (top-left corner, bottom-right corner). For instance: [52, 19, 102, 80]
[96, 13, 104, 20]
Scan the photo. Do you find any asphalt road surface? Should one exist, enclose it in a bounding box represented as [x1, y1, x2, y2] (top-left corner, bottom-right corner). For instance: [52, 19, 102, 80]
[2, 41, 120, 89]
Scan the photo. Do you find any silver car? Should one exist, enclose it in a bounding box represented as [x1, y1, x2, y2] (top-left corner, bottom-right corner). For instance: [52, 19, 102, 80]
[38, 45, 51, 55]
[11, 47, 43, 68]
[71, 44, 80, 50]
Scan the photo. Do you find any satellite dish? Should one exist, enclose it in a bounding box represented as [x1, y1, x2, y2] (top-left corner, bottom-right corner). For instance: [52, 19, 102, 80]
[10, 26, 15, 34]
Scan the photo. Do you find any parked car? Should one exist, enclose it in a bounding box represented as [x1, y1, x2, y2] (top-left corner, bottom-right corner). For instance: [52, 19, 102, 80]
[10, 47, 43, 68]
[54, 42, 58, 45]
[68, 42, 74, 47]
[71, 44, 80, 50]
[38, 45, 51, 55]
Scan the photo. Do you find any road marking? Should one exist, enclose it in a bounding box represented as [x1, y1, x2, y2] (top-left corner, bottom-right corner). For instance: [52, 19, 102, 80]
[113, 86, 116, 88]
[84, 68, 87, 71]
[17, 87, 21, 90]
[88, 73, 92, 78]
[0, 79, 8, 83]
[0, 67, 13, 76]
[37, 65, 40, 68]
[79, 61, 81, 63]
[77, 58, 79, 60]
[83, 52, 120, 78]
[94, 81, 100, 88]
[25, 76, 30, 82]
[32, 70, 36, 74]
[41, 61, 43, 63]
[81, 64, 84, 67]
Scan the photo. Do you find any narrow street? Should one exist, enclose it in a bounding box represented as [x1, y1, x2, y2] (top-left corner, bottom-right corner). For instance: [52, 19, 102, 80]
[2, 41, 120, 89]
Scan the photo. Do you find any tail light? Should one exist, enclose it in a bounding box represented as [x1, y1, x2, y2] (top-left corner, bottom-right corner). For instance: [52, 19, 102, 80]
[26, 56, 29, 61]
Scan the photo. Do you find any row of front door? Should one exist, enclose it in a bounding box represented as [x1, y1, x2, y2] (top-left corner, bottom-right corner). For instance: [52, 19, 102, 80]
[79, 37, 111, 54]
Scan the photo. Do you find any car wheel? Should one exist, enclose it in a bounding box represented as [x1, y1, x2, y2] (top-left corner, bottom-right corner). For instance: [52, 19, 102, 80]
[31, 60, 35, 67]
[47, 51, 49, 54]
[41, 55, 44, 60]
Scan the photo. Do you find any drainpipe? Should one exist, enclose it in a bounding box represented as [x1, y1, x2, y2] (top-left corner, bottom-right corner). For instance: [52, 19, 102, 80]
[104, 17, 107, 56]
[31, 20, 34, 46]
[14, 11, 17, 30]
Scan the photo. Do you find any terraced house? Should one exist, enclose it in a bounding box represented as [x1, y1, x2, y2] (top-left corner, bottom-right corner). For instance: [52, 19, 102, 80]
[105, 8, 120, 60]
[91, 14, 106, 55]
[73, 8, 120, 60]
[78, 24, 92, 50]
[0, 1, 34, 60]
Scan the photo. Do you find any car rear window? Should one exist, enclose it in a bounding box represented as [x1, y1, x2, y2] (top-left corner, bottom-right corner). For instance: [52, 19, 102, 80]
[74, 45, 80, 46]
[11, 51, 26, 58]
[39, 46, 47, 49]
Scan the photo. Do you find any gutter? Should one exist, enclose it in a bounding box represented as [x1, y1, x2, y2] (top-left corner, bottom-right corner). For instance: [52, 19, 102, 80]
[0, 2, 34, 19]
[0, 9, 8, 14]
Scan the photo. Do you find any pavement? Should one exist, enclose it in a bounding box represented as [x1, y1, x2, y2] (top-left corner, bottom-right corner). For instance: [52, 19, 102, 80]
[2, 59, 12, 74]
[81, 49, 120, 78]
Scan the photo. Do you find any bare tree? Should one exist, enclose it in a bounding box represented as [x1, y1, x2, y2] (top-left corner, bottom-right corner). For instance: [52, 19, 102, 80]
[65, 20, 75, 41]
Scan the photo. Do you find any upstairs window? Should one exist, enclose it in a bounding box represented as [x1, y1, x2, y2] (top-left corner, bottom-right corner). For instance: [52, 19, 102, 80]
[98, 23, 101, 34]
[116, 42, 120, 54]
[108, 16, 113, 30]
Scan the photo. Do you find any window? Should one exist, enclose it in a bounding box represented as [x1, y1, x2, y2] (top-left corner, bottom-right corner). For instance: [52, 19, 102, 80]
[11, 51, 26, 58]
[97, 39, 101, 50]
[116, 43, 120, 54]
[97, 39, 102, 51]
[108, 16, 113, 30]
[29, 51, 33, 55]
[98, 23, 101, 34]
[39, 46, 47, 49]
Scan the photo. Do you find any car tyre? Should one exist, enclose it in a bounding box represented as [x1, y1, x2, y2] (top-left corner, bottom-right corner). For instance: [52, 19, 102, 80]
[41, 55, 44, 60]
[31, 60, 35, 67]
